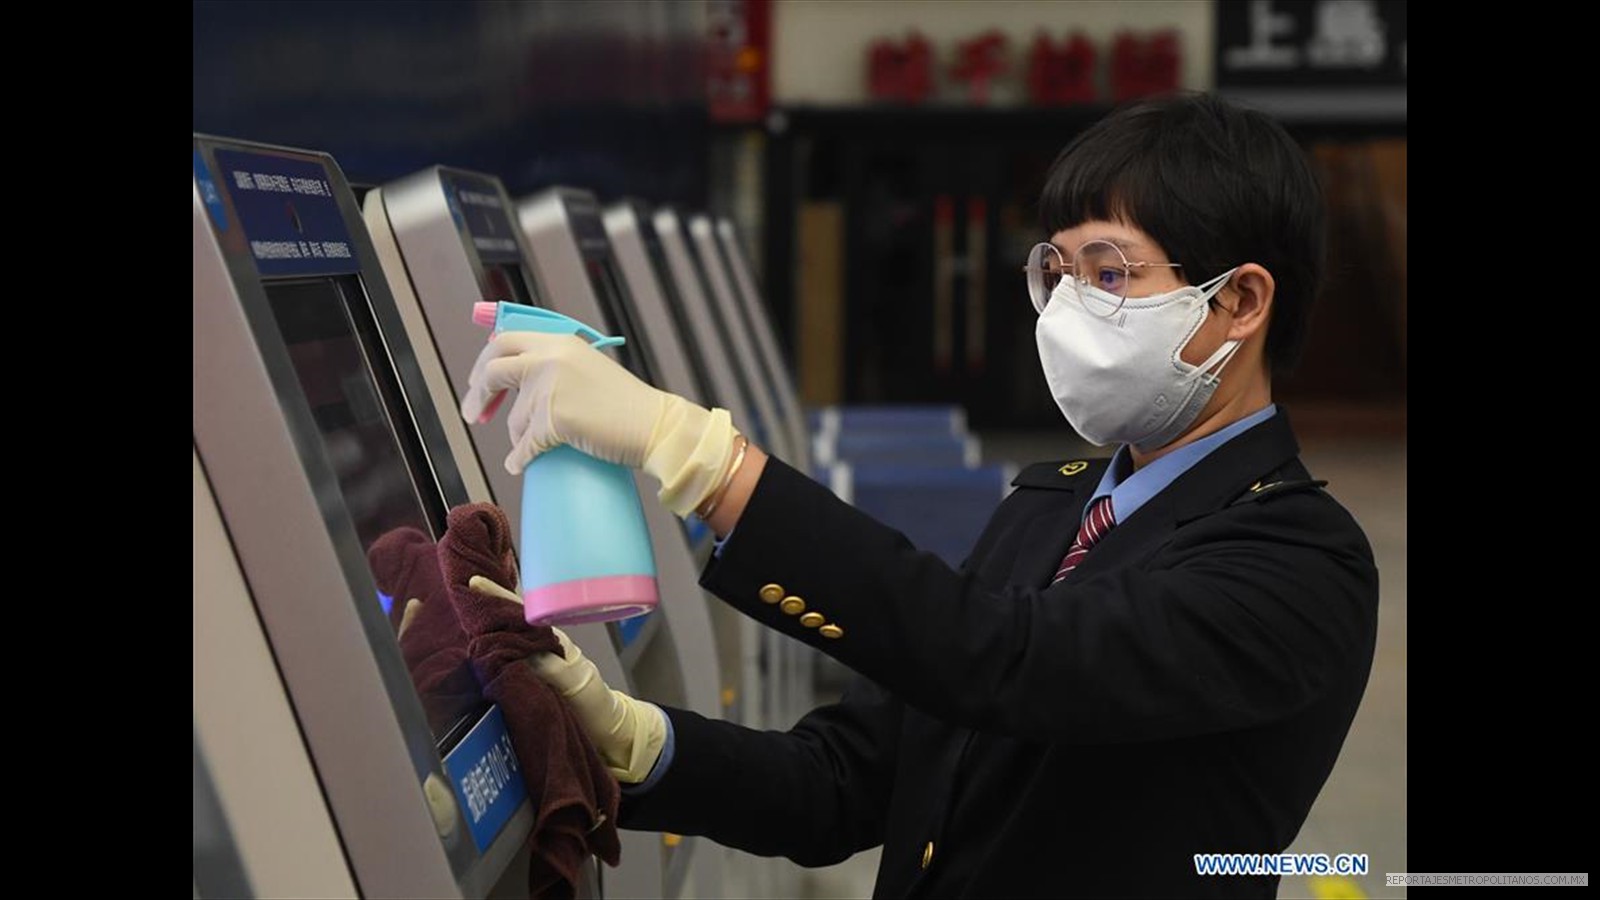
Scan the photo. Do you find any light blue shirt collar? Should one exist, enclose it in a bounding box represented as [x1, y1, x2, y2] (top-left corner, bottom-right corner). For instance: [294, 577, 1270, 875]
[1085, 404, 1279, 527]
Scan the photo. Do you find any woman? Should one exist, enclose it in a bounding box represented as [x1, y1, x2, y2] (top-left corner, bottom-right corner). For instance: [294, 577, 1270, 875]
[459, 91, 1378, 899]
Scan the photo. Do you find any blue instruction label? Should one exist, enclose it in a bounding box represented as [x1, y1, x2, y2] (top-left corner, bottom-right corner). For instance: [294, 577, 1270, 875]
[442, 705, 528, 852]
[442, 170, 523, 264]
[213, 149, 359, 277]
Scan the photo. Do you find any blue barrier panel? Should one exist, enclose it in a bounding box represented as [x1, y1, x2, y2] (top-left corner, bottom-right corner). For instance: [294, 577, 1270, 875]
[829, 432, 977, 467]
[808, 404, 966, 437]
[844, 464, 1012, 569]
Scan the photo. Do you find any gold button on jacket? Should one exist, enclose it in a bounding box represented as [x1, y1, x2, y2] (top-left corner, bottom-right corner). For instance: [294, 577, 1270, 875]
[799, 611, 825, 628]
[922, 841, 934, 868]
[759, 584, 784, 604]
[819, 623, 844, 639]
[780, 596, 806, 615]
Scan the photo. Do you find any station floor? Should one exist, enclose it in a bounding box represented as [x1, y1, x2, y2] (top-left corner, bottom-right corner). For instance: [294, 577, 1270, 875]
[792, 407, 1408, 900]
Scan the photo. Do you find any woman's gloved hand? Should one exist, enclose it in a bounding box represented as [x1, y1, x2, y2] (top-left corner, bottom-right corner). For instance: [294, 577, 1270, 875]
[469, 575, 668, 784]
[459, 332, 740, 518]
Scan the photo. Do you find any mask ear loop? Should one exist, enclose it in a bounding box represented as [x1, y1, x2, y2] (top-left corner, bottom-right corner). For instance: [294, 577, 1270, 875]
[1186, 338, 1243, 384]
[1195, 267, 1239, 296]
[1180, 268, 1244, 384]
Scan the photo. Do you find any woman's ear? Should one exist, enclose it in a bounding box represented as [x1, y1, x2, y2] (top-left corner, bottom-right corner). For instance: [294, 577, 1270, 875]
[1221, 263, 1274, 343]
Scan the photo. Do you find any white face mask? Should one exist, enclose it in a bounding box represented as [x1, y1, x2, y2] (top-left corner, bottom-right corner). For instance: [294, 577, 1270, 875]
[1035, 267, 1241, 453]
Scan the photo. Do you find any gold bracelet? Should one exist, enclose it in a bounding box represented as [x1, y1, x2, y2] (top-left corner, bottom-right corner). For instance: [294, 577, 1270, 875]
[697, 435, 748, 520]
[697, 435, 749, 521]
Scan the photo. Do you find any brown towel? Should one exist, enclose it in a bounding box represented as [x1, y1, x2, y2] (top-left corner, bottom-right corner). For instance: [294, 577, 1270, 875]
[367, 526, 433, 634]
[438, 503, 623, 900]
[365, 527, 481, 738]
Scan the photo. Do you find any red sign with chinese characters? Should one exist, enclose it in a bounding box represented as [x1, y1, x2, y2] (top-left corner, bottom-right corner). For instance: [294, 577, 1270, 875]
[868, 31, 934, 104]
[1027, 31, 1098, 105]
[1110, 30, 1182, 103]
[949, 30, 1009, 105]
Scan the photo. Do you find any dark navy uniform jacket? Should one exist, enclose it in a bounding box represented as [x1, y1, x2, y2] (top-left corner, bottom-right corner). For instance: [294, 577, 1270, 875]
[620, 411, 1379, 898]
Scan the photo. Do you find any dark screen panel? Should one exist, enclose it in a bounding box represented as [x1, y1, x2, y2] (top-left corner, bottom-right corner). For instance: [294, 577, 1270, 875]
[482, 262, 536, 306]
[583, 256, 657, 383]
[263, 276, 487, 752]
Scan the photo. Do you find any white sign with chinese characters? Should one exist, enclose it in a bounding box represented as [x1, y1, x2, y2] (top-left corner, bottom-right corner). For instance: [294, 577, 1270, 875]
[1218, 0, 1405, 85]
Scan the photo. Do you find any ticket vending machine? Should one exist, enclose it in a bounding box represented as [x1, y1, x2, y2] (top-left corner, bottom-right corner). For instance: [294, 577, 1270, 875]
[647, 207, 782, 466]
[599, 200, 716, 417]
[682, 212, 823, 743]
[519, 183, 761, 896]
[361, 169, 719, 899]
[640, 206, 792, 738]
[707, 215, 822, 738]
[601, 197, 759, 726]
[611, 207, 804, 899]
[519, 188, 794, 900]
[194, 135, 564, 898]
[195, 459, 354, 899]
[606, 200, 815, 900]
[686, 213, 794, 468]
[612, 203, 764, 470]
[193, 725, 256, 899]
[712, 217, 813, 475]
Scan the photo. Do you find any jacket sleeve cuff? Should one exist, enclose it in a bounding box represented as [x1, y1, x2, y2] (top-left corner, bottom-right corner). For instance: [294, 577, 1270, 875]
[619, 703, 676, 795]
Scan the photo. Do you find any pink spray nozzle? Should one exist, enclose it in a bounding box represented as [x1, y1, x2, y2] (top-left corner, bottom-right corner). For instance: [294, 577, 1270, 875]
[472, 301, 499, 329]
[472, 301, 507, 422]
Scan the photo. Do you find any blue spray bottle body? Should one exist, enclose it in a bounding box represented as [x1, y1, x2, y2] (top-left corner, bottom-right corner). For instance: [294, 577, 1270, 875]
[471, 301, 659, 626]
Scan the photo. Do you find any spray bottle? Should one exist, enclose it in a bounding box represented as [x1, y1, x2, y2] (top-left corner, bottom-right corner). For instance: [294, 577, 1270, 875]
[471, 300, 659, 626]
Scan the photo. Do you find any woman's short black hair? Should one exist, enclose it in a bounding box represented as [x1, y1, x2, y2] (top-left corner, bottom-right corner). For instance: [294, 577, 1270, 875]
[1038, 91, 1326, 374]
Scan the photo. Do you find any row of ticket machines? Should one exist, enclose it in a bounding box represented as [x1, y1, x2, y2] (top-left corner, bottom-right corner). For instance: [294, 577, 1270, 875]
[193, 134, 819, 899]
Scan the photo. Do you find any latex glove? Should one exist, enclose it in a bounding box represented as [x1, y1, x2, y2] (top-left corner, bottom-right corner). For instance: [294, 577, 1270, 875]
[459, 332, 740, 518]
[396, 597, 424, 640]
[468, 575, 668, 784]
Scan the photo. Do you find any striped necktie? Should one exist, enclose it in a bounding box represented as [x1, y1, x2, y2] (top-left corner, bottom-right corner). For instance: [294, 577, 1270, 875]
[1051, 496, 1116, 585]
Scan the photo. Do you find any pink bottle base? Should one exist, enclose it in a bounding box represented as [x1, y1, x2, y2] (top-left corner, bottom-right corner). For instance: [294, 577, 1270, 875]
[523, 575, 659, 626]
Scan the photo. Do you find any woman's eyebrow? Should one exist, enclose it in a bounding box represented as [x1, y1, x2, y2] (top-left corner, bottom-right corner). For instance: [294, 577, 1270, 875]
[1053, 236, 1145, 253]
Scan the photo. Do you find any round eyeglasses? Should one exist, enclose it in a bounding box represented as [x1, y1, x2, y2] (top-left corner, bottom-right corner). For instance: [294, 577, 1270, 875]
[1024, 240, 1186, 317]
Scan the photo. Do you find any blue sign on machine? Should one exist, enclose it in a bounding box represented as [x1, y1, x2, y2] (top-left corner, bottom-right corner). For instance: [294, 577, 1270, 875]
[442, 170, 524, 264]
[212, 149, 360, 278]
[442, 705, 528, 852]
